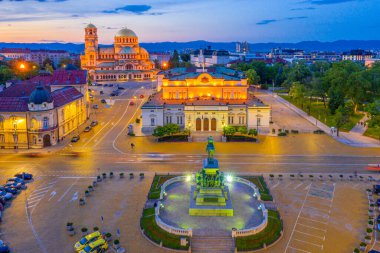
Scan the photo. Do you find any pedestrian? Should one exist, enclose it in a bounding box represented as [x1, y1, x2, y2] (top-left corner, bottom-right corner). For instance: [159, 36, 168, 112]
[131, 143, 135, 149]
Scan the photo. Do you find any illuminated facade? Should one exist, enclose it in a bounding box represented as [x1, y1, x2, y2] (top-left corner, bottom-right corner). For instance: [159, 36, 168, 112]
[0, 70, 88, 149]
[80, 24, 156, 82]
[141, 67, 271, 133]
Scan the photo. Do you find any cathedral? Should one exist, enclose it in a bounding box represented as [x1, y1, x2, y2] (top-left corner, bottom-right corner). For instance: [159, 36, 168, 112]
[80, 24, 156, 82]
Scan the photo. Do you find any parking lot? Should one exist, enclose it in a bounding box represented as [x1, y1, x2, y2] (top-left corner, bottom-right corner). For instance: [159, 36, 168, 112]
[0, 171, 168, 253]
[266, 175, 371, 253]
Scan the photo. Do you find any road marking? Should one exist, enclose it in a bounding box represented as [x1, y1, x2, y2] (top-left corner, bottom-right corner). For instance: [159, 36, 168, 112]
[298, 216, 329, 225]
[58, 179, 78, 202]
[271, 181, 281, 189]
[82, 121, 110, 147]
[28, 191, 49, 200]
[287, 246, 311, 253]
[294, 182, 303, 190]
[292, 239, 323, 249]
[294, 230, 325, 240]
[285, 183, 312, 252]
[48, 191, 57, 201]
[297, 223, 327, 232]
[70, 191, 78, 202]
[303, 205, 331, 214]
[31, 186, 51, 193]
[304, 183, 312, 191]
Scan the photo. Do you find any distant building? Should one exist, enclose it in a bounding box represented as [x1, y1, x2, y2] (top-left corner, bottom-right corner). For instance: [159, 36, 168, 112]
[342, 49, 375, 62]
[236, 42, 250, 53]
[31, 50, 70, 68]
[141, 67, 271, 133]
[0, 48, 31, 61]
[190, 47, 236, 67]
[0, 69, 89, 149]
[365, 58, 380, 68]
[80, 24, 156, 82]
[150, 52, 171, 65]
[310, 52, 341, 62]
[0, 54, 5, 61]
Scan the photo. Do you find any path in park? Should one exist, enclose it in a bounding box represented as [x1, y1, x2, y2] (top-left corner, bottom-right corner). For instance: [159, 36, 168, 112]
[349, 114, 368, 135]
[256, 91, 380, 148]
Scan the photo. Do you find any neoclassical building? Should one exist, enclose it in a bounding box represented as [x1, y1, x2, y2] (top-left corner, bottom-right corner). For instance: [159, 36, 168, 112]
[0, 70, 88, 149]
[141, 67, 271, 133]
[80, 24, 156, 82]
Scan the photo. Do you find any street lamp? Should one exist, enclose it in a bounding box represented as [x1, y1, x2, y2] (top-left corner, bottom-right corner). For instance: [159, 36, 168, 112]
[19, 63, 26, 70]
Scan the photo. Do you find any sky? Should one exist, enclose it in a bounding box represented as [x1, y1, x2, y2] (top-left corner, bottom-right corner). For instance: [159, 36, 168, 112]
[0, 0, 379, 44]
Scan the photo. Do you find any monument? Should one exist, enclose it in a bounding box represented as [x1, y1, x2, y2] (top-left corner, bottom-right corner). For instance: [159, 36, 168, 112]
[189, 137, 234, 216]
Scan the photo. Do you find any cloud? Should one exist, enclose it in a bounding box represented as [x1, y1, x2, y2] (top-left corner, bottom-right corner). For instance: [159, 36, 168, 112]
[103, 4, 153, 15]
[307, 0, 358, 4]
[256, 19, 278, 25]
[38, 39, 65, 42]
[0, 0, 67, 2]
[257, 16, 308, 25]
[291, 7, 316, 10]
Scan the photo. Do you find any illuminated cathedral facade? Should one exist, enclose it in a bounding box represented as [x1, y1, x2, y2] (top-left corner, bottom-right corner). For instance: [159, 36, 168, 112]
[80, 24, 156, 82]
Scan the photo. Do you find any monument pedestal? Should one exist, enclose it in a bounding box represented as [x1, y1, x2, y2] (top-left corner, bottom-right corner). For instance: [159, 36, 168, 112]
[189, 185, 234, 216]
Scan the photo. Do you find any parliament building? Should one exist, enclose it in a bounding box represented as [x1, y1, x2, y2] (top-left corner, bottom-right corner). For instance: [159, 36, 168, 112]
[80, 24, 156, 82]
[141, 67, 271, 133]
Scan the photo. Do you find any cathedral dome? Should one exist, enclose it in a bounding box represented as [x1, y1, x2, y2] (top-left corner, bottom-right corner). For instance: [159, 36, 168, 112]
[29, 86, 53, 105]
[120, 47, 136, 54]
[86, 23, 96, 29]
[116, 28, 137, 37]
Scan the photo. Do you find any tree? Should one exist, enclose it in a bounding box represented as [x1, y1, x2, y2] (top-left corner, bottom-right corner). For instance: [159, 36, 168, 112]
[237, 126, 248, 134]
[153, 59, 160, 69]
[245, 69, 260, 85]
[42, 58, 54, 69]
[334, 105, 349, 136]
[346, 71, 371, 113]
[0, 65, 13, 84]
[152, 126, 166, 137]
[180, 53, 190, 62]
[45, 63, 54, 74]
[248, 128, 258, 136]
[58, 57, 73, 68]
[328, 87, 345, 114]
[289, 82, 306, 109]
[169, 50, 180, 68]
[223, 126, 236, 136]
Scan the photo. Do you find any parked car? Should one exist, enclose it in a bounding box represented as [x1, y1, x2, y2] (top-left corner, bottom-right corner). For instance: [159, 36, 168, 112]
[103, 84, 108, 87]
[110, 91, 119, 97]
[129, 101, 135, 106]
[92, 104, 98, 109]
[84, 126, 92, 132]
[117, 86, 125, 90]
[71, 136, 80, 142]
[74, 231, 101, 251]
[140, 94, 144, 98]
[79, 238, 108, 253]
[0, 240, 9, 253]
[0, 191, 12, 201]
[5, 182, 24, 190]
[91, 121, 98, 127]
[100, 91, 104, 95]
[14, 172, 33, 180]
[7, 177, 24, 184]
[373, 185, 380, 194]
[109, 84, 113, 87]
[0, 186, 18, 195]
[0, 197, 5, 206]
[101, 99, 106, 104]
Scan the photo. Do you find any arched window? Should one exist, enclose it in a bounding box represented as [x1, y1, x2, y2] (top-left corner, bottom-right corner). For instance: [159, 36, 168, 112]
[0, 115, 4, 130]
[43, 117, 49, 129]
[31, 118, 38, 129]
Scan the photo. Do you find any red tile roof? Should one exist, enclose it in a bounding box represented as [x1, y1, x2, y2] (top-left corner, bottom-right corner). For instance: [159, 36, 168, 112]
[0, 97, 29, 112]
[18, 70, 87, 86]
[0, 48, 31, 54]
[51, 87, 83, 107]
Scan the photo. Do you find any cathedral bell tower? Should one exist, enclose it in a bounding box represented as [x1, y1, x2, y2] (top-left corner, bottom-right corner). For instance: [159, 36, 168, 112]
[82, 24, 98, 69]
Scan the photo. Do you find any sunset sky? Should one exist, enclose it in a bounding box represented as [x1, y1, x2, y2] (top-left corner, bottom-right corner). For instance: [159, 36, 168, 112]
[0, 0, 379, 44]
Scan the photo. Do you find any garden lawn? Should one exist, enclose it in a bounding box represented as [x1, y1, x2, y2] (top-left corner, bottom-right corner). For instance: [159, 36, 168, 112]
[148, 175, 177, 199]
[281, 95, 363, 132]
[242, 176, 273, 201]
[140, 208, 189, 250]
[364, 126, 380, 140]
[236, 210, 283, 251]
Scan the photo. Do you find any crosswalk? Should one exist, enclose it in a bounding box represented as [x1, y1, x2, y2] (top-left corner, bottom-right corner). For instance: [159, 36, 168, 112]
[26, 180, 57, 212]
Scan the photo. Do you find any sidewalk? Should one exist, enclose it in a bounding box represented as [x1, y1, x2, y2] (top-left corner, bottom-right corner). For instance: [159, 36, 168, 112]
[272, 93, 380, 148]
[350, 114, 368, 135]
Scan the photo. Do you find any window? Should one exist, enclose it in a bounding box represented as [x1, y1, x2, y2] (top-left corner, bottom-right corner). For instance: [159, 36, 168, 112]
[0, 116, 3, 130]
[0, 134, 4, 143]
[150, 118, 155, 126]
[43, 117, 49, 129]
[32, 136, 37, 145]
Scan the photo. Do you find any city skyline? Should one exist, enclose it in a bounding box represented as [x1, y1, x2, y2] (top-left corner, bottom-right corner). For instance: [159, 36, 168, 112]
[0, 0, 379, 44]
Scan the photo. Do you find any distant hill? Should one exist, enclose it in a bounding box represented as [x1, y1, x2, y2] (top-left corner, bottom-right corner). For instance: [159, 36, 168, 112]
[1, 40, 380, 54]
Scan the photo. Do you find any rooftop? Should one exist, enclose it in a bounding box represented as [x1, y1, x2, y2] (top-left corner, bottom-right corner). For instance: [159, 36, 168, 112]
[17, 69, 87, 86]
[142, 91, 267, 109]
[160, 66, 245, 81]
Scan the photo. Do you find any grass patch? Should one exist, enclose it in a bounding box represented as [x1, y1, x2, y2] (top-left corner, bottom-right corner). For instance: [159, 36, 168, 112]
[242, 176, 273, 201]
[236, 210, 283, 251]
[141, 208, 189, 250]
[281, 95, 363, 132]
[364, 126, 380, 140]
[148, 175, 177, 200]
